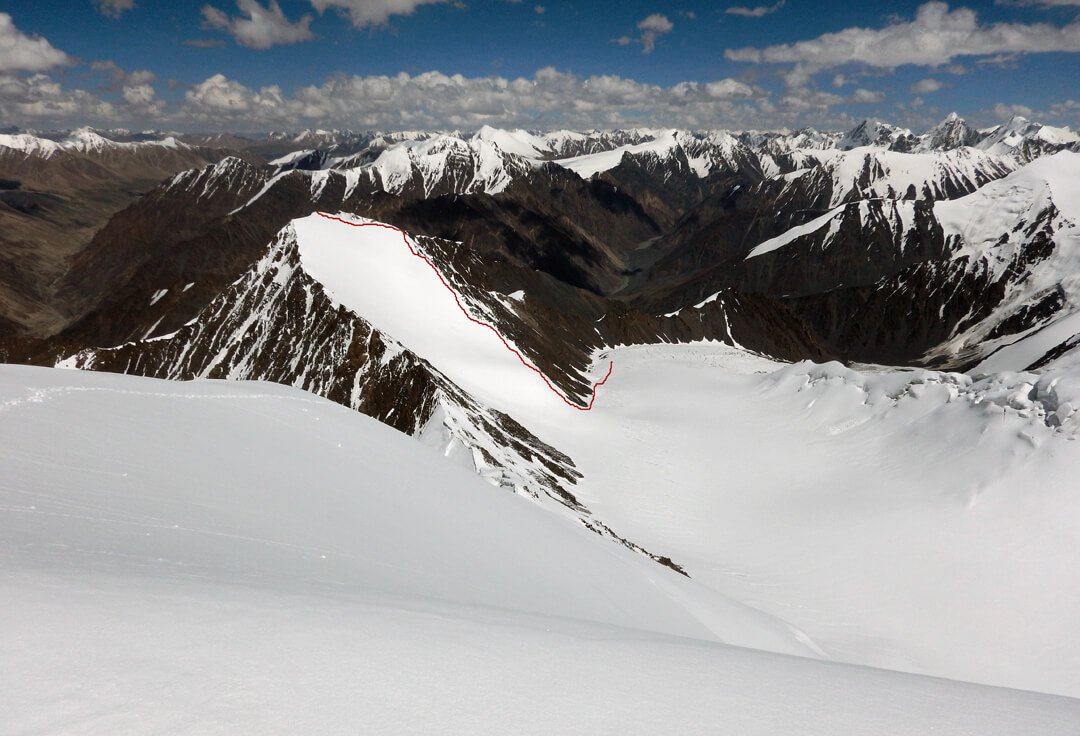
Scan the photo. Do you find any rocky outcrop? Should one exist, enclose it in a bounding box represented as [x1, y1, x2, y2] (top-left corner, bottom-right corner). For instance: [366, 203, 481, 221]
[59, 227, 585, 507]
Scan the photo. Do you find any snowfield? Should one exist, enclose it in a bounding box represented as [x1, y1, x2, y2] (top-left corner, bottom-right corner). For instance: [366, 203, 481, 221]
[3, 364, 1080, 734]
[9, 181, 1080, 730]
[288, 209, 1080, 697]
[517, 343, 1080, 697]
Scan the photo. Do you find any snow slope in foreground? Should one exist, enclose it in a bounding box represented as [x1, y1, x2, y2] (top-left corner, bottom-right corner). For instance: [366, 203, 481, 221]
[3, 364, 1079, 734]
[517, 342, 1080, 697]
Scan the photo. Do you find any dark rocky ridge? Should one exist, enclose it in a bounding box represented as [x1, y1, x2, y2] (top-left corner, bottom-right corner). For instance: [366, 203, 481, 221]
[58, 228, 585, 507]
[0, 141, 257, 338]
[4, 121, 1080, 535]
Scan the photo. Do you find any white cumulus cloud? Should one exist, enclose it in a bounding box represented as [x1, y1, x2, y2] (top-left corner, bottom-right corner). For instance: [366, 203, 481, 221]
[91, 60, 156, 87]
[704, 79, 757, 99]
[0, 13, 76, 73]
[910, 78, 945, 94]
[202, 0, 315, 49]
[165, 67, 773, 130]
[725, 1, 1080, 69]
[615, 13, 674, 54]
[993, 101, 1035, 118]
[93, 0, 136, 18]
[725, 1, 785, 18]
[850, 88, 885, 104]
[0, 73, 116, 122]
[307, 0, 454, 28]
[16, 61, 1076, 134]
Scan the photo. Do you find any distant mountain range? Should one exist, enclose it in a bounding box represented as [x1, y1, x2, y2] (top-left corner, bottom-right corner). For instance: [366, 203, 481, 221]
[3, 111, 1080, 501]
[6, 112, 1080, 702]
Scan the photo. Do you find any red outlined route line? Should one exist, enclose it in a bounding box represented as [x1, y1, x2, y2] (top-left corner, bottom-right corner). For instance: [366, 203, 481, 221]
[315, 212, 613, 411]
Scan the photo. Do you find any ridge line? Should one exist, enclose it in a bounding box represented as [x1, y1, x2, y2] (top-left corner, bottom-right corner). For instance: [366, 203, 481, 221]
[314, 211, 613, 410]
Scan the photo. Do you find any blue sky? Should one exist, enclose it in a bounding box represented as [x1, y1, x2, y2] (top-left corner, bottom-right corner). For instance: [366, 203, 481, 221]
[2, 0, 1080, 133]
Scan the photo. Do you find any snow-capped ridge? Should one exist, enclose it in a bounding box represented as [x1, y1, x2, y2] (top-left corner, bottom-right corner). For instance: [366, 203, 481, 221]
[837, 119, 915, 151]
[556, 129, 757, 179]
[0, 127, 193, 159]
[975, 116, 1080, 159]
[365, 133, 535, 195]
[776, 144, 1015, 208]
[165, 155, 266, 202]
[914, 112, 979, 153]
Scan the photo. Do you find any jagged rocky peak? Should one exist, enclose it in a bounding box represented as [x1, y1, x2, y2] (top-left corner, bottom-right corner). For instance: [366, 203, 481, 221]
[0, 132, 64, 158]
[539, 128, 660, 158]
[269, 148, 331, 174]
[470, 125, 551, 159]
[975, 115, 1080, 158]
[52, 217, 594, 508]
[363, 132, 537, 196]
[165, 154, 263, 194]
[915, 112, 979, 152]
[63, 127, 124, 153]
[778, 127, 841, 151]
[837, 119, 915, 151]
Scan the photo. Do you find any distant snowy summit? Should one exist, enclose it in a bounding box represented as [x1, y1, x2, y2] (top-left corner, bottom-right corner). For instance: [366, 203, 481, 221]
[0, 126, 189, 158]
[2, 115, 1076, 216]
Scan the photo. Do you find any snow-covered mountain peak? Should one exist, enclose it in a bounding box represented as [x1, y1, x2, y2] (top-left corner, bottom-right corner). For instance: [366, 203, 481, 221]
[0, 131, 63, 157]
[914, 112, 979, 152]
[1009, 150, 1080, 209]
[976, 116, 1080, 158]
[63, 127, 117, 153]
[292, 212, 597, 413]
[362, 132, 537, 195]
[837, 118, 914, 151]
[164, 154, 266, 203]
[939, 150, 1080, 236]
[471, 125, 548, 159]
[293, 128, 338, 142]
[779, 144, 1015, 207]
[0, 127, 193, 159]
[782, 127, 841, 151]
[554, 128, 757, 180]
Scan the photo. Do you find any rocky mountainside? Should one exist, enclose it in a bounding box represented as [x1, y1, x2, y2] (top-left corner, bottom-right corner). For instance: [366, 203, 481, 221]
[0, 129, 255, 337]
[9, 110, 1080, 721]
[4, 112, 1080, 528]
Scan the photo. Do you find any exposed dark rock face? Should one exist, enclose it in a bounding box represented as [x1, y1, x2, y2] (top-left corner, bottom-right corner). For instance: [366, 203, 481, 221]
[4, 123, 1080, 538]
[732, 199, 948, 298]
[918, 113, 980, 152]
[786, 258, 1001, 367]
[59, 228, 584, 506]
[352, 163, 663, 296]
[597, 141, 765, 232]
[404, 226, 832, 403]
[271, 149, 331, 173]
[628, 148, 1013, 302]
[0, 141, 252, 337]
[38, 158, 669, 356]
[624, 164, 1075, 370]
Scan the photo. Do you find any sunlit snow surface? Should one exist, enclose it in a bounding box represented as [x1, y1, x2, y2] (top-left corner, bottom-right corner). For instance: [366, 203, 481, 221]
[292, 209, 1080, 696]
[516, 343, 1080, 697]
[293, 212, 607, 413]
[8, 199, 1080, 729]
[3, 364, 1080, 735]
